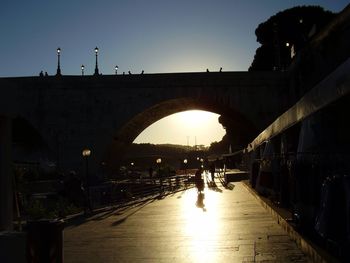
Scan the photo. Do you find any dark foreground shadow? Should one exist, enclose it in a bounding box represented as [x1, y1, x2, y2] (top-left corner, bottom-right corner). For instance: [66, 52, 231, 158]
[64, 197, 157, 228]
[110, 198, 156, 226]
[208, 181, 223, 193]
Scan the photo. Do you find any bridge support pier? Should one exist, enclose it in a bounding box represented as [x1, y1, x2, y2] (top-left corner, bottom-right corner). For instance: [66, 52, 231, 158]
[0, 116, 13, 231]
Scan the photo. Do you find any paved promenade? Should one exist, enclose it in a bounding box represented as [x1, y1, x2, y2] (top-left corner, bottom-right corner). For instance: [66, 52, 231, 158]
[64, 182, 312, 262]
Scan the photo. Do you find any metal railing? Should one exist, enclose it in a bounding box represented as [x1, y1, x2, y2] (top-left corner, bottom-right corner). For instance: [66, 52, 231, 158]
[88, 174, 193, 210]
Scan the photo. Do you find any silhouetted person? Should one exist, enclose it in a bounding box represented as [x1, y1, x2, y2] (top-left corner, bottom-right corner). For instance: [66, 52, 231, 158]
[210, 163, 215, 182]
[128, 71, 132, 74]
[45, 72, 48, 77]
[123, 72, 125, 75]
[141, 70, 144, 74]
[39, 71, 44, 77]
[206, 69, 209, 72]
[195, 168, 204, 193]
[219, 67, 222, 72]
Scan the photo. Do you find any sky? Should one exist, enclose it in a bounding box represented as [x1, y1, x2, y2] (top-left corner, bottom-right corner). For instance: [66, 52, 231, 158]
[1, 0, 348, 145]
[1, 0, 347, 77]
[134, 110, 226, 146]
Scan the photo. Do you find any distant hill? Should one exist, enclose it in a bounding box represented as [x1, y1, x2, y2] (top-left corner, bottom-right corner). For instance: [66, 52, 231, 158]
[125, 143, 207, 158]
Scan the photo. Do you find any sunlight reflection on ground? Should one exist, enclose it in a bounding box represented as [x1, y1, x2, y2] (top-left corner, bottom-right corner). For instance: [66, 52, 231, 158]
[181, 188, 220, 262]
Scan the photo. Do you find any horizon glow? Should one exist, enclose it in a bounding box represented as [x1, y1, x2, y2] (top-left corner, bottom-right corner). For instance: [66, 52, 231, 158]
[133, 110, 226, 146]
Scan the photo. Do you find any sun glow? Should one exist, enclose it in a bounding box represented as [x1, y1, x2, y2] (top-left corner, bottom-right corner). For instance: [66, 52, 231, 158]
[133, 110, 225, 146]
[181, 186, 220, 262]
[178, 110, 212, 128]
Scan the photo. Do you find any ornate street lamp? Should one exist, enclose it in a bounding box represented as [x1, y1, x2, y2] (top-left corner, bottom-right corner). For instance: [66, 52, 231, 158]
[115, 65, 118, 75]
[200, 158, 204, 169]
[156, 158, 162, 188]
[82, 148, 91, 157]
[56, 47, 61, 76]
[82, 148, 92, 212]
[94, 47, 99, 75]
[81, 65, 85, 76]
[156, 158, 162, 176]
[130, 162, 135, 180]
[183, 159, 188, 178]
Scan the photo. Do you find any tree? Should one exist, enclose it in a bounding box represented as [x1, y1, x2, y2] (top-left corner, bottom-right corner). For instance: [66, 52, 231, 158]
[249, 6, 335, 71]
[208, 114, 257, 155]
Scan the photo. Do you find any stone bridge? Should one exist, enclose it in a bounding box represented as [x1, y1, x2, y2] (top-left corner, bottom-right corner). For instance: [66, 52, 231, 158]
[0, 71, 288, 174]
[0, 2, 349, 234]
[1, 4, 350, 177]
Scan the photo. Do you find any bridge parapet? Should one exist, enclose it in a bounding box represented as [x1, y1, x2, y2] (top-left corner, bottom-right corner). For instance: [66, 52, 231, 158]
[0, 71, 288, 173]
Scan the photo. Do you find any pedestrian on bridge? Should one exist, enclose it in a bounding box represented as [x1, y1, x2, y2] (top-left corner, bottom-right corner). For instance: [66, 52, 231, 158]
[195, 168, 204, 193]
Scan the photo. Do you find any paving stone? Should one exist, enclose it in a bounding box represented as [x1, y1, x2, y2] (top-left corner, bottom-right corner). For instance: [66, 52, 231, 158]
[64, 182, 312, 262]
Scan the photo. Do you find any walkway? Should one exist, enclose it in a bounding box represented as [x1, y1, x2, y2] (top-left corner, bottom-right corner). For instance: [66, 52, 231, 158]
[64, 181, 312, 262]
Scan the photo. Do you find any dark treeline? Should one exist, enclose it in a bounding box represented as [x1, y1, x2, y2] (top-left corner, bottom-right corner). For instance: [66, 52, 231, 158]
[249, 6, 335, 71]
[123, 143, 224, 171]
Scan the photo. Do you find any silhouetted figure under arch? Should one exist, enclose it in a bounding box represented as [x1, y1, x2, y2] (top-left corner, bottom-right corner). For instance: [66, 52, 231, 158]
[195, 168, 204, 193]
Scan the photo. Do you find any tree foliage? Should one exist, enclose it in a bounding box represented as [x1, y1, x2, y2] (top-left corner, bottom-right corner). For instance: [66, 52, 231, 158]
[249, 6, 335, 71]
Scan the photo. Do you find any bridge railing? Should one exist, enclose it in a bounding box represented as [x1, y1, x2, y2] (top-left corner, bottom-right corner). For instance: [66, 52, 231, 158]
[88, 174, 194, 210]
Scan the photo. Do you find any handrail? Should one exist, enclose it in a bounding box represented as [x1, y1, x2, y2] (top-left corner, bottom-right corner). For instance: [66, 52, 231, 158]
[88, 174, 193, 210]
[246, 57, 350, 153]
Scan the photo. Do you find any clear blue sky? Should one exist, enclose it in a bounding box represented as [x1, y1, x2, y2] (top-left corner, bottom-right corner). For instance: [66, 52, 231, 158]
[0, 0, 348, 77]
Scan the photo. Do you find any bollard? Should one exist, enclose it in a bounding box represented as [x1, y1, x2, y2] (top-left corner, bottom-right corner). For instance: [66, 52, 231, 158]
[26, 219, 64, 263]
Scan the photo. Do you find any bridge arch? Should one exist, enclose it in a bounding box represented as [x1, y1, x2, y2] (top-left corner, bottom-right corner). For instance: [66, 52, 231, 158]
[105, 97, 258, 172]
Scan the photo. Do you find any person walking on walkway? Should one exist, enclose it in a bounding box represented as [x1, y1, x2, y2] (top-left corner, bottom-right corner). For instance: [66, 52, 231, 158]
[195, 168, 204, 193]
[210, 163, 215, 182]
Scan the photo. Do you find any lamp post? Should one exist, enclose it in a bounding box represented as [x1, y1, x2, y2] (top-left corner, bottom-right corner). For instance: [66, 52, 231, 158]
[82, 148, 92, 213]
[115, 65, 118, 75]
[130, 162, 135, 180]
[94, 47, 99, 75]
[183, 159, 188, 179]
[156, 158, 162, 188]
[56, 47, 61, 76]
[81, 65, 85, 76]
[156, 158, 162, 176]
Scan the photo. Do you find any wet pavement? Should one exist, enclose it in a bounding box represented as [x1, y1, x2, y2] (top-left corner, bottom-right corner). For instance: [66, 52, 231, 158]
[64, 181, 312, 262]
